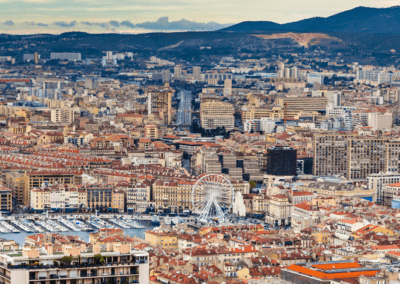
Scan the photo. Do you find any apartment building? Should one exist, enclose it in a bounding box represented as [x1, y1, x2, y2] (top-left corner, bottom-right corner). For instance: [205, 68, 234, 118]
[154, 180, 194, 214]
[145, 230, 178, 250]
[367, 172, 400, 204]
[86, 185, 113, 211]
[26, 171, 83, 207]
[200, 99, 234, 130]
[313, 133, 354, 178]
[125, 182, 151, 213]
[265, 195, 292, 227]
[50, 108, 76, 124]
[0, 243, 148, 284]
[367, 112, 393, 130]
[275, 96, 329, 112]
[50, 52, 81, 60]
[30, 185, 87, 212]
[0, 186, 12, 212]
[147, 90, 173, 125]
[5, 172, 25, 205]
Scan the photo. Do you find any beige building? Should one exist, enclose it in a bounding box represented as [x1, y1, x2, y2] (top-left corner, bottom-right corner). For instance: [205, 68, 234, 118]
[147, 89, 173, 125]
[313, 133, 354, 178]
[275, 96, 329, 112]
[5, 172, 26, 205]
[0, 243, 148, 284]
[265, 194, 292, 227]
[347, 137, 387, 180]
[50, 108, 76, 124]
[367, 112, 392, 130]
[154, 180, 194, 214]
[200, 99, 234, 130]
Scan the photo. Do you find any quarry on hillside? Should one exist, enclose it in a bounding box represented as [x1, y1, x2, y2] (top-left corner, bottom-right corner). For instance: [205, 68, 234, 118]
[254, 32, 340, 47]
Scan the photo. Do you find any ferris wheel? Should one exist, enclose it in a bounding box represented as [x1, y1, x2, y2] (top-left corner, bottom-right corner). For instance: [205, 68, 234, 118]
[192, 174, 235, 223]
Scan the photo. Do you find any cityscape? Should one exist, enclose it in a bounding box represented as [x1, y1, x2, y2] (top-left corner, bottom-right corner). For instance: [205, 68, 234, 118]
[2, 1, 400, 284]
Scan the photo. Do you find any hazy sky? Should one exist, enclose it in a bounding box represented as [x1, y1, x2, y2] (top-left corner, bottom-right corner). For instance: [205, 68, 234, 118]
[0, 0, 399, 34]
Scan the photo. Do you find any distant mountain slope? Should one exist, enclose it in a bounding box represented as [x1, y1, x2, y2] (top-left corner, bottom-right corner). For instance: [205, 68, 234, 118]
[222, 6, 400, 33]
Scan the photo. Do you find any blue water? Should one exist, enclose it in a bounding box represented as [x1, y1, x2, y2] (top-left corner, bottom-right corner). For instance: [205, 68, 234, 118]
[0, 227, 152, 245]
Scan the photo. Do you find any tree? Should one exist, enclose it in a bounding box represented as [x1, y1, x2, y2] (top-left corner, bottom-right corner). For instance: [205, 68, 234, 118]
[93, 254, 105, 265]
[249, 181, 257, 190]
[60, 256, 73, 265]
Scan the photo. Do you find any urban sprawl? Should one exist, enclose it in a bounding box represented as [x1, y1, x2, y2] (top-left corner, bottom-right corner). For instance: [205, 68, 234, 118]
[0, 51, 398, 284]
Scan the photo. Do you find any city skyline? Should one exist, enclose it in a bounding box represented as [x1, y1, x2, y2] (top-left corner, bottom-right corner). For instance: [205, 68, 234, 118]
[0, 0, 399, 34]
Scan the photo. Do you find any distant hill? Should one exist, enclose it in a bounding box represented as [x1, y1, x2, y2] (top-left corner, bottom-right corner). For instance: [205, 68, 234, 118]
[221, 6, 400, 33]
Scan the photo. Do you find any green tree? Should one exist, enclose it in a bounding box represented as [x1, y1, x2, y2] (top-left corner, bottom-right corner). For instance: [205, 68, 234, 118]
[93, 254, 105, 265]
[60, 256, 73, 265]
[249, 181, 257, 190]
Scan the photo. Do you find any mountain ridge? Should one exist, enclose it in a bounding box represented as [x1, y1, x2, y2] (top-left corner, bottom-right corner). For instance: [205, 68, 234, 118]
[221, 6, 400, 34]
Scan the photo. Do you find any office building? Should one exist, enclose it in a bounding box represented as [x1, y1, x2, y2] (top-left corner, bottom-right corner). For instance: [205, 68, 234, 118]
[50, 53, 81, 61]
[200, 98, 234, 130]
[265, 146, 297, 176]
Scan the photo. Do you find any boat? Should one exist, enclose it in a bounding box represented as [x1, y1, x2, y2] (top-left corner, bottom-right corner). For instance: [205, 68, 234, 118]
[164, 217, 171, 226]
[151, 216, 160, 226]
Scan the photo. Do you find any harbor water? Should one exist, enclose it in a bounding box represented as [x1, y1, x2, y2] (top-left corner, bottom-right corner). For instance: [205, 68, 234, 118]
[0, 227, 152, 244]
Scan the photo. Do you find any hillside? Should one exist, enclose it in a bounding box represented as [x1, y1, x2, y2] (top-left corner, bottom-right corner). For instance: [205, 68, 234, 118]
[222, 6, 400, 34]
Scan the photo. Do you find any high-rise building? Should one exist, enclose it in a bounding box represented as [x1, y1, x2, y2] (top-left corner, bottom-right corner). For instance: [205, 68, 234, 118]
[284, 68, 291, 78]
[200, 98, 234, 130]
[50, 52, 81, 61]
[161, 69, 170, 83]
[84, 78, 93, 89]
[291, 66, 298, 79]
[278, 61, 285, 70]
[347, 138, 387, 180]
[313, 133, 354, 178]
[51, 109, 76, 124]
[224, 79, 232, 96]
[147, 89, 173, 125]
[193, 66, 201, 81]
[367, 112, 393, 130]
[174, 65, 182, 80]
[34, 52, 39, 64]
[265, 146, 297, 176]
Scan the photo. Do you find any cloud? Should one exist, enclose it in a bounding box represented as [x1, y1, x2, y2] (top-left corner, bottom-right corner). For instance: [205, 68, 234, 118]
[53, 21, 76, 28]
[109, 21, 120, 28]
[4, 21, 14, 26]
[25, 21, 48, 27]
[136, 17, 230, 31]
[81, 21, 109, 29]
[120, 21, 135, 28]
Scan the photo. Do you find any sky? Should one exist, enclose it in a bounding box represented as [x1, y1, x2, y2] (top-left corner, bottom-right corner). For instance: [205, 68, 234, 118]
[0, 0, 399, 34]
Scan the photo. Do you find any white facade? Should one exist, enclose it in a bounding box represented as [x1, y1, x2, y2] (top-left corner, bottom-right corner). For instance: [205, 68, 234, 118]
[367, 173, 400, 204]
[367, 112, 393, 130]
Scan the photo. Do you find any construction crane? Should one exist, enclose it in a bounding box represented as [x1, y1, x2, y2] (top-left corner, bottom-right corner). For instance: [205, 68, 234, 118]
[284, 102, 288, 124]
